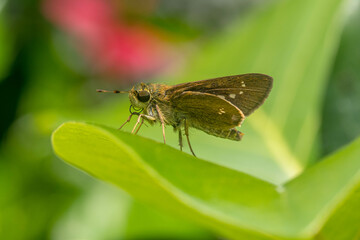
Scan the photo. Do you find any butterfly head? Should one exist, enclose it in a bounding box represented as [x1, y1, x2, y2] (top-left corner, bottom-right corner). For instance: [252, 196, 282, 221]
[129, 83, 152, 109]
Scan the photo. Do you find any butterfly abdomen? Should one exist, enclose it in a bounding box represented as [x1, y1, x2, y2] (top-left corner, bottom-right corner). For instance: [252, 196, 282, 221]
[198, 127, 244, 141]
[216, 128, 244, 141]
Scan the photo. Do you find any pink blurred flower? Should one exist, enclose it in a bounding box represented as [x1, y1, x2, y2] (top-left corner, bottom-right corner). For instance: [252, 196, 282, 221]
[43, 0, 175, 81]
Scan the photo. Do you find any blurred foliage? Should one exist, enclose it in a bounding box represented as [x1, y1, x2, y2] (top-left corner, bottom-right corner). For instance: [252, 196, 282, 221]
[321, 5, 360, 156]
[0, 13, 13, 81]
[0, 0, 360, 239]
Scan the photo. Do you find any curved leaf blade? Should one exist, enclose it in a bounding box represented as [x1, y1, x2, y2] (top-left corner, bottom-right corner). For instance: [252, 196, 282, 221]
[52, 122, 280, 239]
[52, 122, 360, 239]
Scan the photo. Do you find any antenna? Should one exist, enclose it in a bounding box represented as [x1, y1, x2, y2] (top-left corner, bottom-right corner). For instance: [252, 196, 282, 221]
[96, 89, 128, 94]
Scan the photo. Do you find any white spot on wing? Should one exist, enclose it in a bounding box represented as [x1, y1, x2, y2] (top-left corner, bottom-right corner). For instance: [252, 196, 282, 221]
[217, 95, 225, 99]
[239, 91, 243, 95]
[218, 108, 226, 115]
[241, 81, 246, 87]
[229, 94, 236, 99]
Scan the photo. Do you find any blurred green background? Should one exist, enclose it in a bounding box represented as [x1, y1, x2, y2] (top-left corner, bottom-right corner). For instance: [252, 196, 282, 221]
[0, 0, 359, 239]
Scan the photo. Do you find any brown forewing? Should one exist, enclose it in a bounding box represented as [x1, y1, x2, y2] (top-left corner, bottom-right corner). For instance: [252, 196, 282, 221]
[166, 73, 273, 116]
[171, 91, 245, 128]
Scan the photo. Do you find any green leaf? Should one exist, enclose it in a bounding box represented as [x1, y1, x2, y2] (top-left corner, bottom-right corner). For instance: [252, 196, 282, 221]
[52, 122, 360, 240]
[124, 200, 214, 239]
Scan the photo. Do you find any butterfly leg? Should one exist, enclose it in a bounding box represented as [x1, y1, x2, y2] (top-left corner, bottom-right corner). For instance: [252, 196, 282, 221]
[155, 105, 166, 144]
[131, 114, 155, 134]
[184, 119, 196, 157]
[119, 113, 135, 130]
[134, 117, 144, 134]
[178, 128, 183, 151]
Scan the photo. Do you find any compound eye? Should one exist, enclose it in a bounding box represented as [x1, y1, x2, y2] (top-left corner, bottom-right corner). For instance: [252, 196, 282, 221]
[137, 90, 150, 102]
